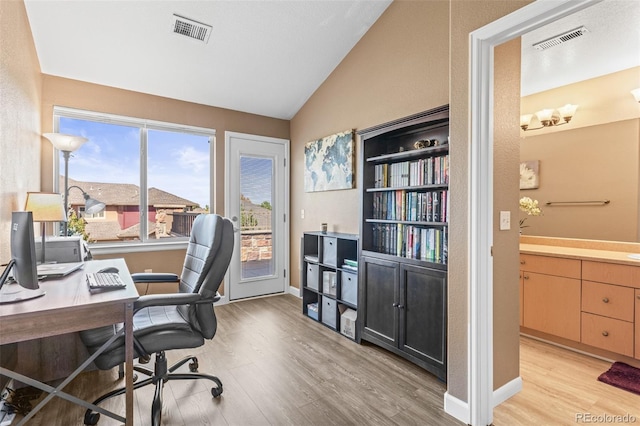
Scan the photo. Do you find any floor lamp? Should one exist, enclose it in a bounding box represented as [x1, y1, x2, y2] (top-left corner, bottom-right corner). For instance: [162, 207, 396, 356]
[24, 192, 66, 264]
[43, 133, 88, 236]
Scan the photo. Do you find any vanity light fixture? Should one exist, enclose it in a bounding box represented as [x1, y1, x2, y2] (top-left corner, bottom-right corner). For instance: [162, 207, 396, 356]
[631, 88, 640, 103]
[520, 104, 578, 131]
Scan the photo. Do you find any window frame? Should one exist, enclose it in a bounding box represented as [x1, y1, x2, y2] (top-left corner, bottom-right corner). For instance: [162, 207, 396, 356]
[52, 106, 216, 254]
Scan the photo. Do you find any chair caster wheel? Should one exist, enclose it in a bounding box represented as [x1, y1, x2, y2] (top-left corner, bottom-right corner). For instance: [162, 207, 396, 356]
[211, 377, 223, 398]
[211, 386, 223, 398]
[139, 354, 151, 364]
[189, 358, 199, 372]
[84, 412, 100, 425]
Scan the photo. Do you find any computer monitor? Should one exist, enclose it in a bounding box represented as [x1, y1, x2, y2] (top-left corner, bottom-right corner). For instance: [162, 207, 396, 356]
[0, 211, 45, 304]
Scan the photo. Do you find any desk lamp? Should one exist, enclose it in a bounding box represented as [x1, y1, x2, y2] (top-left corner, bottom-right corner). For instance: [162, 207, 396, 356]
[24, 192, 66, 264]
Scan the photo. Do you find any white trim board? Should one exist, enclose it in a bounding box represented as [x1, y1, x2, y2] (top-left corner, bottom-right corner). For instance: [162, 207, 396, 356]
[459, 1, 603, 425]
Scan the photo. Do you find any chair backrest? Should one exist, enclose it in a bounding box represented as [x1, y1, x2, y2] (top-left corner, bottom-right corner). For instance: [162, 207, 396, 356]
[177, 214, 234, 339]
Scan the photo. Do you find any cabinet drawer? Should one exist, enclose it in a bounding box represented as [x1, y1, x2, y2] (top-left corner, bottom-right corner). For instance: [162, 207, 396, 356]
[581, 312, 633, 357]
[582, 261, 640, 288]
[582, 281, 634, 322]
[519, 254, 580, 279]
[306, 264, 319, 290]
[322, 237, 337, 267]
[340, 271, 358, 306]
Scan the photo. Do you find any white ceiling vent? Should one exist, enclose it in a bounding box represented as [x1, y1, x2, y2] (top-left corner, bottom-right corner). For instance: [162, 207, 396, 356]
[171, 14, 212, 44]
[532, 26, 589, 51]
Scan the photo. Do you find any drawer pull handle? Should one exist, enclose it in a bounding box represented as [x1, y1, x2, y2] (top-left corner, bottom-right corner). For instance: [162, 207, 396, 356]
[602, 331, 609, 337]
[602, 297, 609, 303]
[524, 275, 529, 280]
[520, 260, 525, 264]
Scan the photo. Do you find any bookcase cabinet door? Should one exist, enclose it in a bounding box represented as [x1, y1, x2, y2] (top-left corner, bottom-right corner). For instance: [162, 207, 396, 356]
[400, 263, 446, 375]
[361, 256, 399, 347]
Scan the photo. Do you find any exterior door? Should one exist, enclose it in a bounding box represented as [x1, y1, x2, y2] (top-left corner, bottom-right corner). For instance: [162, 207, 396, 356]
[225, 132, 289, 301]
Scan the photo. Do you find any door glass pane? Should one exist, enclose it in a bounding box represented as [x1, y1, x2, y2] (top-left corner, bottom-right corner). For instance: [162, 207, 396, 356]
[240, 156, 274, 279]
[147, 129, 210, 239]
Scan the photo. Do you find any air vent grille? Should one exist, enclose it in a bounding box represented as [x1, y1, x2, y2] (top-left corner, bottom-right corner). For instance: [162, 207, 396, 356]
[532, 26, 588, 51]
[171, 14, 212, 44]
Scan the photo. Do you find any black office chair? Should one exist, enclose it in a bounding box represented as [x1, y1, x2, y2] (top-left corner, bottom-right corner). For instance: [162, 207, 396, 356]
[79, 214, 234, 425]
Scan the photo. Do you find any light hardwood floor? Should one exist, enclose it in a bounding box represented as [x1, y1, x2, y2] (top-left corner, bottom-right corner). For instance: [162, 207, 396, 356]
[12, 295, 640, 425]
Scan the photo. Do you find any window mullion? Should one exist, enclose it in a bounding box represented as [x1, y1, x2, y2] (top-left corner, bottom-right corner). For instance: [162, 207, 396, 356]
[140, 127, 148, 242]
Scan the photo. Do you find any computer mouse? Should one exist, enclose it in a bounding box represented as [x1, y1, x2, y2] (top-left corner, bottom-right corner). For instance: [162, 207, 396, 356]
[98, 267, 119, 274]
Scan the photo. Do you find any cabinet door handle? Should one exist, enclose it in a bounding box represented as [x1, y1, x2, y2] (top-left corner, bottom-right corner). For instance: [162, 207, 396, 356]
[602, 297, 609, 303]
[392, 302, 398, 308]
[523, 275, 529, 280]
[520, 260, 525, 265]
[602, 331, 609, 337]
[397, 304, 405, 309]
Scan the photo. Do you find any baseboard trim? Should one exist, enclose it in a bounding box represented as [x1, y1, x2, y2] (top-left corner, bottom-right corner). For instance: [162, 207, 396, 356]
[289, 286, 300, 298]
[444, 391, 470, 425]
[493, 376, 522, 407]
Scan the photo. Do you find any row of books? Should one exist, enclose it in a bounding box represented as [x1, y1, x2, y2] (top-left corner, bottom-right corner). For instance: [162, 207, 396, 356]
[371, 224, 447, 264]
[373, 155, 449, 188]
[372, 190, 449, 223]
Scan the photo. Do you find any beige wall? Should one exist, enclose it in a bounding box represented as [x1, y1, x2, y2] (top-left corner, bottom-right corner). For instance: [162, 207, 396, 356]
[493, 39, 522, 391]
[449, 0, 532, 400]
[290, 0, 449, 285]
[520, 68, 640, 242]
[0, 0, 42, 263]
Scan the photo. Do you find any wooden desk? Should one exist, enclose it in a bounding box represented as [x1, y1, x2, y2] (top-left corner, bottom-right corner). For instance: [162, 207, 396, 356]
[0, 259, 139, 425]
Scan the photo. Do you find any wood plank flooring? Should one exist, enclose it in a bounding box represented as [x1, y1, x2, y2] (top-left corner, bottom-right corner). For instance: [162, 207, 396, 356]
[493, 336, 640, 425]
[11, 295, 459, 425]
[11, 295, 640, 425]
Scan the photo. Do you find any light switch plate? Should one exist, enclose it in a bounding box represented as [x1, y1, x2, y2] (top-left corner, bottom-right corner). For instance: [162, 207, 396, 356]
[499, 211, 511, 230]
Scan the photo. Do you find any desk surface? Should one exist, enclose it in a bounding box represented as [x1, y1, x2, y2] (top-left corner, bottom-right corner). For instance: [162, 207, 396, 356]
[0, 258, 139, 345]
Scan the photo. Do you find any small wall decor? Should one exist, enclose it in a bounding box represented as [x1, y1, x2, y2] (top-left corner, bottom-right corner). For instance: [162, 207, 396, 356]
[304, 130, 355, 192]
[520, 160, 539, 189]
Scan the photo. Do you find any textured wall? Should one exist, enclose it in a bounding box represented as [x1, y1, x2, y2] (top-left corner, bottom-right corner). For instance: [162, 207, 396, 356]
[0, 0, 42, 263]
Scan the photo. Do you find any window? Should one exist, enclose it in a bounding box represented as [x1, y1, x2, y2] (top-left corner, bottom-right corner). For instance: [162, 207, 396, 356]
[53, 107, 214, 246]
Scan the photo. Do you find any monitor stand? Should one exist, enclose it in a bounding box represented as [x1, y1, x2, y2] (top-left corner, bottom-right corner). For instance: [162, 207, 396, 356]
[0, 282, 46, 304]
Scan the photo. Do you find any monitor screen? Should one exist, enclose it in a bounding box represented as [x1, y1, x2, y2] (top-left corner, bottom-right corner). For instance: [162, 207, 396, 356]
[0, 212, 44, 303]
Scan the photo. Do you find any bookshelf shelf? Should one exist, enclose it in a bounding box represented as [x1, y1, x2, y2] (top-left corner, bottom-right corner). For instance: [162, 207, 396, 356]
[357, 105, 449, 381]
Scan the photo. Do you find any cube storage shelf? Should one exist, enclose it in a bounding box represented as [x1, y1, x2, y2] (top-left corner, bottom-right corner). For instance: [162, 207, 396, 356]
[301, 232, 359, 341]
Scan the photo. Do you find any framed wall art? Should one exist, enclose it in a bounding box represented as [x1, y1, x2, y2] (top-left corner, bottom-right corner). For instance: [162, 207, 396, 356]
[304, 129, 355, 192]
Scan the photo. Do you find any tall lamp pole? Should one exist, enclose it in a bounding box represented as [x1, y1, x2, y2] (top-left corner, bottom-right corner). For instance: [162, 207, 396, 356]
[42, 133, 88, 236]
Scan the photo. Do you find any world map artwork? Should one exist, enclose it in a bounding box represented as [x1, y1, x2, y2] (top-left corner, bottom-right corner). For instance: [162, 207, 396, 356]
[304, 130, 354, 192]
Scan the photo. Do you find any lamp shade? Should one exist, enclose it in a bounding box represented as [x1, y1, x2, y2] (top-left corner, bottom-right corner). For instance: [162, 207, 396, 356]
[43, 133, 88, 152]
[24, 192, 67, 222]
[84, 195, 106, 215]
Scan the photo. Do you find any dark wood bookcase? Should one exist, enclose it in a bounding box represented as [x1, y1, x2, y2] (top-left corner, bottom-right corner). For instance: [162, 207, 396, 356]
[357, 105, 449, 381]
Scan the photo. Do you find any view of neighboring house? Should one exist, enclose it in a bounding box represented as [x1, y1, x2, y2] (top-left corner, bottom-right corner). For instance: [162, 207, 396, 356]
[64, 177, 203, 242]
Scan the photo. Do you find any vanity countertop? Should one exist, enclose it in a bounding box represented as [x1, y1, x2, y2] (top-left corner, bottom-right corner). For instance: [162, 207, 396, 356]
[520, 243, 640, 267]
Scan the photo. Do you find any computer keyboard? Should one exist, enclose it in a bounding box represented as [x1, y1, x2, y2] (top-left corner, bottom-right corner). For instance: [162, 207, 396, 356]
[86, 272, 126, 290]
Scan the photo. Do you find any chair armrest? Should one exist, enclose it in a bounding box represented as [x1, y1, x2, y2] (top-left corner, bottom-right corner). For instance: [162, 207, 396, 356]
[131, 272, 179, 283]
[134, 293, 201, 312]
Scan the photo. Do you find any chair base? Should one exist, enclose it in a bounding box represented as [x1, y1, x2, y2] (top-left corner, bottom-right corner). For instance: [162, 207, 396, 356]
[84, 352, 223, 426]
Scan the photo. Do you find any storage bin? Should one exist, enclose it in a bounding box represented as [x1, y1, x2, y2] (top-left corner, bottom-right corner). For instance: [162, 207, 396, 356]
[307, 302, 319, 321]
[340, 271, 357, 306]
[322, 271, 337, 296]
[321, 296, 337, 329]
[306, 263, 319, 290]
[340, 307, 357, 339]
[322, 237, 337, 267]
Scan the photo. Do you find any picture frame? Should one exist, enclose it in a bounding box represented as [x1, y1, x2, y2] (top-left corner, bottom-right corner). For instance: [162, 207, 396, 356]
[304, 130, 355, 192]
[520, 160, 539, 190]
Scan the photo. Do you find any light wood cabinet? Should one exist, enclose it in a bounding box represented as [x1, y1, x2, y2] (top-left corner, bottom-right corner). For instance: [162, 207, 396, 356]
[582, 260, 640, 288]
[523, 271, 581, 342]
[582, 280, 634, 322]
[519, 272, 524, 327]
[636, 289, 640, 360]
[520, 254, 581, 279]
[581, 312, 634, 357]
